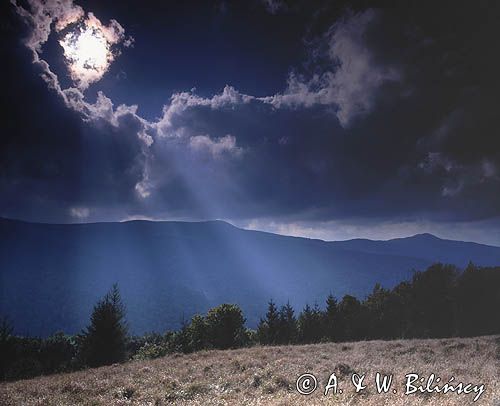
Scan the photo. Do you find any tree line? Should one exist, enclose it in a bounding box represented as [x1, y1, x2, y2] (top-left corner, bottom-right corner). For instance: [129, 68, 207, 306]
[1, 263, 499, 381]
[258, 262, 500, 345]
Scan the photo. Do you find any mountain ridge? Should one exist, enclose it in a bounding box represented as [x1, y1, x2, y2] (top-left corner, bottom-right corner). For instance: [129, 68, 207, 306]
[2, 216, 497, 247]
[1, 217, 500, 336]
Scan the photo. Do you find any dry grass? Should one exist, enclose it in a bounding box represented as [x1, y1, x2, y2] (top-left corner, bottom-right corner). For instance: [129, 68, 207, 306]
[1, 335, 499, 405]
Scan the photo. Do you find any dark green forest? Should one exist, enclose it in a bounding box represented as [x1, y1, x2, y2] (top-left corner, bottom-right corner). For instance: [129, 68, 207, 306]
[1, 263, 499, 381]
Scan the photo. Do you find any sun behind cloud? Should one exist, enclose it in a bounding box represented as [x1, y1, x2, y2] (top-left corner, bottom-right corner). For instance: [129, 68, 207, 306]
[58, 12, 131, 89]
[60, 24, 109, 87]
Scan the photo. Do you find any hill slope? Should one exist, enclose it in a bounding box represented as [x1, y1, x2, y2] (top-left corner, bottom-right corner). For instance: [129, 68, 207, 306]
[1, 218, 500, 335]
[0, 335, 497, 405]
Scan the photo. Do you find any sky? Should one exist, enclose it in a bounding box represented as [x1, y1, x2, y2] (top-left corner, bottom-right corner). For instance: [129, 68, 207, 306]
[1, 0, 500, 245]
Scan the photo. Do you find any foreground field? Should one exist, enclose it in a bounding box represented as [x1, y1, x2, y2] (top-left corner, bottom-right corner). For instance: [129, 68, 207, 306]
[1, 335, 499, 405]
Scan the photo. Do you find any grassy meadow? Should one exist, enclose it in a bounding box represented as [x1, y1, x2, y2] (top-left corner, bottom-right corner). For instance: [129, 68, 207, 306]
[1, 335, 499, 405]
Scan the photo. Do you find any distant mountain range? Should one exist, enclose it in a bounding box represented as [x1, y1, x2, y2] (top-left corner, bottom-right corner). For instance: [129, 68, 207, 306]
[1, 217, 500, 336]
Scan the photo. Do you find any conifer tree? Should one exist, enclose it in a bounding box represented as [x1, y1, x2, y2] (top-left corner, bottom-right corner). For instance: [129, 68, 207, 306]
[257, 299, 280, 344]
[278, 301, 297, 344]
[324, 294, 339, 341]
[80, 284, 128, 367]
[298, 304, 323, 343]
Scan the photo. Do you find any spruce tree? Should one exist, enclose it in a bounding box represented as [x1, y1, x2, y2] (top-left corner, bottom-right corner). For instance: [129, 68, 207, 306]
[80, 284, 128, 367]
[297, 304, 313, 343]
[278, 301, 297, 344]
[324, 294, 338, 341]
[257, 299, 280, 345]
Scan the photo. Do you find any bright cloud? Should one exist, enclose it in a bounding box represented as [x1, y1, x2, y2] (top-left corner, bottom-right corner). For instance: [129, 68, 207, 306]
[12, 0, 131, 90]
[189, 135, 243, 158]
[155, 86, 254, 138]
[261, 9, 401, 127]
[59, 12, 127, 89]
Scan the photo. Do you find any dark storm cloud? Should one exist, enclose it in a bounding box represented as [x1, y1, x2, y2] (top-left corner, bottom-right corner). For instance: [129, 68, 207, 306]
[141, 1, 500, 224]
[260, 0, 287, 15]
[1, 0, 500, 237]
[0, 88, 146, 221]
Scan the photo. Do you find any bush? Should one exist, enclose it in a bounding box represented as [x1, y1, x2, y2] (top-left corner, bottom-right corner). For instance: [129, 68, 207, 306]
[133, 342, 168, 360]
[205, 304, 248, 349]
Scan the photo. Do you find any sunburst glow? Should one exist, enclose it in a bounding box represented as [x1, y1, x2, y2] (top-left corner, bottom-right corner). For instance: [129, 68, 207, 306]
[60, 24, 112, 89]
